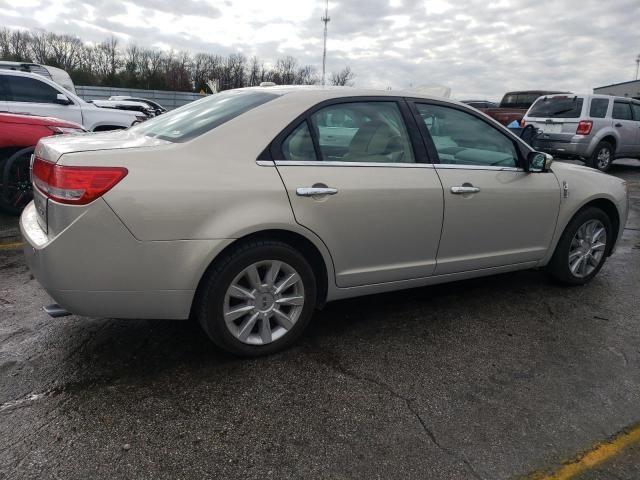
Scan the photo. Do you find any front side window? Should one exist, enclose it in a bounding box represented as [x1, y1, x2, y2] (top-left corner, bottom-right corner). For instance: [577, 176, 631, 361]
[589, 98, 609, 118]
[416, 103, 519, 168]
[5, 76, 60, 103]
[612, 101, 633, 120]
[308, 102, 415, 163]
[631, 103, 640, 121]
[130, 90, 278, 142]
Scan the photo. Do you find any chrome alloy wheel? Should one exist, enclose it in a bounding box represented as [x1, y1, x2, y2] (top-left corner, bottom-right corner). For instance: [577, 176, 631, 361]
[223, 260, 305, 345]
[596, 147, 611, 170]
[568, 219, 607, 278]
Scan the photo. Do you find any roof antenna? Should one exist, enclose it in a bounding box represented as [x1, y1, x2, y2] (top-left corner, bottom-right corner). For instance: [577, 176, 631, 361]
[321, 0, 330, 86]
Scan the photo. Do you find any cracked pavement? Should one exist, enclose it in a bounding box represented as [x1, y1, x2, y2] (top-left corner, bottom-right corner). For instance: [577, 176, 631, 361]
[1, 160, 639, 479]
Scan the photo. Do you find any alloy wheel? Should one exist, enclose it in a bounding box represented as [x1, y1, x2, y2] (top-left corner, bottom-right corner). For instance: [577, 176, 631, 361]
[568, 219, 607, 278]
[596, 147, 611, 170]
[223, 260, 305, 345]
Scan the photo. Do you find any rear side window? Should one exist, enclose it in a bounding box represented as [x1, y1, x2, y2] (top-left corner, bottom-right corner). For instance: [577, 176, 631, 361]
[612, 101, 633, 120]
[527, 96, 584, 118]
[4, 75, 61, 103]
[282, 122, 316, 161]
[589, 98, 609, 118]
[501, 93, 540, 109]
[130, 90, 278, 142]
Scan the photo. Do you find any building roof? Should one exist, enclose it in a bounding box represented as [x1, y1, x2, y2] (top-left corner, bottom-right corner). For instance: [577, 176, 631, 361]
[594, 79, 640, 90]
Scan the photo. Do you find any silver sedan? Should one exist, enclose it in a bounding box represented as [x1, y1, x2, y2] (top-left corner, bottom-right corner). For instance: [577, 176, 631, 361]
[21, 86, 629, 356]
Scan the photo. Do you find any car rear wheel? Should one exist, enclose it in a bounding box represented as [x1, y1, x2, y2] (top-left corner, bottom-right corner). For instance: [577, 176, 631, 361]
[547, 207, 612, 285]
[196, 240, 317, 356]
[587, 141, 613, 172]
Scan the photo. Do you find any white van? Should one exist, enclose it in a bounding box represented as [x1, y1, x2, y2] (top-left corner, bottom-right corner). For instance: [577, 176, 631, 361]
[0, 61, 76, 94]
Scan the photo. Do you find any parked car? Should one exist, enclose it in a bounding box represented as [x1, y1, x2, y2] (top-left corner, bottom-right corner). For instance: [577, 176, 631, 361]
[0, 70, 144, 131]
[108, 96, 167, 115]
[0, 61, 77, 93]
[461, 99, 498, 109]
[91, 99, 154, 118]
[21, 87, 628, 356]
[0, 112, 85, 214]
[523, 94, 640, 171]
[480, 90, 568, 126]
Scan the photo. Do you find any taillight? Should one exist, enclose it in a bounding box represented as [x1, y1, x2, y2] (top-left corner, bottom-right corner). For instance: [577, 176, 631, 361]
[32, 156, 127, 205]
[576, 120, 593, 135]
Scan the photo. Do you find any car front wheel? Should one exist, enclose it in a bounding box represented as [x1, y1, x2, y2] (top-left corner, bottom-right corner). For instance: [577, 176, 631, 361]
[547, 207, 612, 285]
[196, 240, 317, 356]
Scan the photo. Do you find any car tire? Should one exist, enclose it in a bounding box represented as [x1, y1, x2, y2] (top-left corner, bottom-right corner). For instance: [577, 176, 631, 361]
[0, 147, 34, 216]
[196, 240, 317, 357]
[546, 207, 612, 285]
[587, 141, 613, 172]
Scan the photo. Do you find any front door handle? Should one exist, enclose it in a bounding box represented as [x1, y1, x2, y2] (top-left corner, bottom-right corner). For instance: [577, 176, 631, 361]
[615, 123, 623, 128]
[450, 185, 481, 194]
[296, 186, 338, 197]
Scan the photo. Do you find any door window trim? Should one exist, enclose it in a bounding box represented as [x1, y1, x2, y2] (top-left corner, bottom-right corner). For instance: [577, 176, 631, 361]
[406, 98, 530, 170]
[258, 96, 431, 166]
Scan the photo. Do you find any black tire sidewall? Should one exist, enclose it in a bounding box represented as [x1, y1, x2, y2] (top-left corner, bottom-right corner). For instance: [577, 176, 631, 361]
[198, 241, 317, 357]
[548, 207, 612, 285]
[588, 142, 612, 172]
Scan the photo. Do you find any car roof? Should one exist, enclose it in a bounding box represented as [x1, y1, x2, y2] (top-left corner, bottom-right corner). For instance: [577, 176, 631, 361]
[538, 93, 639, 102]
[233, 85, 468, 106]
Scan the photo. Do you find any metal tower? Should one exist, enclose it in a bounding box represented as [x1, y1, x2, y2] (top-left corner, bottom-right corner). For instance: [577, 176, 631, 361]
[321, 0, 330, 86]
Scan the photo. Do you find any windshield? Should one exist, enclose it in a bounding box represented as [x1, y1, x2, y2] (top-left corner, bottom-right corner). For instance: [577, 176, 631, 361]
[528, 96, 584, 118]
[129, 89, 279, 142]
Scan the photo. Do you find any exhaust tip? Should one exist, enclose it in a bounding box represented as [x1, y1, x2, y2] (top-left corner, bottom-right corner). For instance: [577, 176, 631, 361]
[43, 304, 70, 318]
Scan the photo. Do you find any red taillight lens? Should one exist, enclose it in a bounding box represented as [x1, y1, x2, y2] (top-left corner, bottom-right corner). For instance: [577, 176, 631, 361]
[576, 120, 593, 135]
[32, 157, 128, 205]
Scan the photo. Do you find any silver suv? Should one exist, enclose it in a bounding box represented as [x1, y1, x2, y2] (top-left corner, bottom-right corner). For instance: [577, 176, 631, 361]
[523, 94, 640, 171]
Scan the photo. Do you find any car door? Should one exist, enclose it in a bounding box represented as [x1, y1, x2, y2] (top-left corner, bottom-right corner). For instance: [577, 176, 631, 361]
[271, 99, 444, 288]
[4, 74, 83, 124]
[411, 101, 560, 275]
[630, 102, 640, 155]
[611, 100, 636, 155]
[0, 76, 8, 112]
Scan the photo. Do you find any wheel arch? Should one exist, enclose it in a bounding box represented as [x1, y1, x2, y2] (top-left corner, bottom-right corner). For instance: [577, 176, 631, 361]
[190, 228, 333, 318]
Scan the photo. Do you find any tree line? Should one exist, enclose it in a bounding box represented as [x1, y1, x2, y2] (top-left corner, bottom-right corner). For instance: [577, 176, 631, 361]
[0, 28, 355, 92]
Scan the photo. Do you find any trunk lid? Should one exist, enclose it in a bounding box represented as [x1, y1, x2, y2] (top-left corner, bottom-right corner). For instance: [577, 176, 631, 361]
[35, 128, 169, 164]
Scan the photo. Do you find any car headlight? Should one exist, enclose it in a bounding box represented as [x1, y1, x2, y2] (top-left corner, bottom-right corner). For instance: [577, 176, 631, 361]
[49, 126, 87, 135]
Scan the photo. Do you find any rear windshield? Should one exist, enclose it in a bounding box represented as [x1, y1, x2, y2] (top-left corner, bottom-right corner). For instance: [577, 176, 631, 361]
[527, 96, 584, 118]
[130, 90, 278, 142]
[500, 93, 541, 109]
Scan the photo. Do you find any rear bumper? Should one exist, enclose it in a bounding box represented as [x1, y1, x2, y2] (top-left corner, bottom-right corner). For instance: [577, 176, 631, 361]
[533, 138, 591, 158]
[20, 200, 232, 320]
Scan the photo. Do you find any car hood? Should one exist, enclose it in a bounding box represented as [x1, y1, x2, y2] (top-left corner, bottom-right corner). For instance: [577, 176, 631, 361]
[35, 128, 170, 163]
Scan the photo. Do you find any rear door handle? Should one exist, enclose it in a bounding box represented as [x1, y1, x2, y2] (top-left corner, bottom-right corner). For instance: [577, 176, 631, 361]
[296, 186, 338, 197]
[450, 186, 481, 194]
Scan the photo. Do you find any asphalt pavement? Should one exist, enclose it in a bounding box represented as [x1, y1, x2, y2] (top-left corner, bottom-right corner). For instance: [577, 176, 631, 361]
[1, 160, 639, 480]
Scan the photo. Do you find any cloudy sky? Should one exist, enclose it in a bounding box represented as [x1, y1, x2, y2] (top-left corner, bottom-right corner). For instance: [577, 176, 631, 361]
[1, 0, 639, 99]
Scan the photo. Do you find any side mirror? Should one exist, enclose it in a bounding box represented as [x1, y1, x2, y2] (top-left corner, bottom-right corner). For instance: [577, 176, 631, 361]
[528, 151, 553, 172]
[56, 93, 72, 105]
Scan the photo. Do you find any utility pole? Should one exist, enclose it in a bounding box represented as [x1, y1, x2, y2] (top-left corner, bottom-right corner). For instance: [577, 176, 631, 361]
[636, 54, 640, 81]
[321, 0, 330, 86]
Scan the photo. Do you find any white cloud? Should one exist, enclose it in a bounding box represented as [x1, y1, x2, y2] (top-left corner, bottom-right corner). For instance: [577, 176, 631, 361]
[0, 0, 638, 99]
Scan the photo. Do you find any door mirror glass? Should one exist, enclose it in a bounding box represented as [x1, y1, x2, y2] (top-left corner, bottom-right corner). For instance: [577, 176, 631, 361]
[56, 93, 72, 105]
[528, 152, 552, 172]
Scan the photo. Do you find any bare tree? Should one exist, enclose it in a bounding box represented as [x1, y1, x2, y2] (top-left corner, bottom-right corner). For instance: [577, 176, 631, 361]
[0, 26, 351, 92]
[330, 66, 355, 87]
